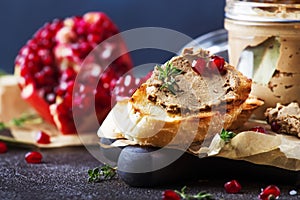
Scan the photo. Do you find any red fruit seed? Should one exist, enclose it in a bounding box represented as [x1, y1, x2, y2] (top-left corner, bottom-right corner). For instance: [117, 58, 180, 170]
[192, 58, 207, 75]
[224, 179, 242, 194]
[25, 151, 43, 164]
[162, 190, 180, 200]
[192, 55, 226, 76]
[35, 131, 51, 144]
[0, 142, 8, 153]
[259, 185, 280, 200]
[210, 55, 226, 74]
[250, 126, 267, 134]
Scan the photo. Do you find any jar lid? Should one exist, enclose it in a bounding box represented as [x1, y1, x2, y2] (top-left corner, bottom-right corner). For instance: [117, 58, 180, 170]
[225, 0, 300, 22]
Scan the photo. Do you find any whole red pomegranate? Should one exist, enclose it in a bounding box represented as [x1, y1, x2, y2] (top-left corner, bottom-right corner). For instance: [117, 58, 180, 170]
[15, 12, 133, 134]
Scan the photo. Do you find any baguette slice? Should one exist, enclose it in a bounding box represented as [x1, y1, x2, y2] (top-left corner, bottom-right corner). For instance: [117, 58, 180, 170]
[99, 48, 252, 147]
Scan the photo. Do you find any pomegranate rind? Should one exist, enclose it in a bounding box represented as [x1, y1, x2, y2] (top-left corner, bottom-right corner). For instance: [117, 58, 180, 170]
[21, 84, 55, 124]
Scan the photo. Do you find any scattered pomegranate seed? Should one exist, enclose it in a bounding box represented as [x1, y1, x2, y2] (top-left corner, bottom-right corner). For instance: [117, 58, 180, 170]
[271, 121, 281, 132]
[224, 179, 242, 194]
[25, 151, 43, 164]
[250, 126, 267, 134]
[162, 190, 180, 200]
[259, 185, 280, 200]
[0, 142, 8, 153]
[35, 131, 51, 144]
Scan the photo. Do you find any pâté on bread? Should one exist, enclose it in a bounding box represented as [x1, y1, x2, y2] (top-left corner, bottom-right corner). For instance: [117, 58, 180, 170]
[99, 48, 262, 147]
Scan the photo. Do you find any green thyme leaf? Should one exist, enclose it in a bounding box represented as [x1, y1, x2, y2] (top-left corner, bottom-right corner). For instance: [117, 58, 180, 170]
[157, 62, 183, 95]
[220, 129, 236, 143]
[0, 122, 6, 130]
[175, 186, 215, 200]
[88, 164, 117, 183]
[0, 113, 42, 131]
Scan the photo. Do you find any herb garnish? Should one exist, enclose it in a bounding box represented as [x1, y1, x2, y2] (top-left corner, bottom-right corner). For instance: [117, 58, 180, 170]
[88, 164, 117, 183]
[220, 129, 236, 143]
[175, 186, 215, 200]
[0, 113, 42, 131]
[157, 62, 183, 94]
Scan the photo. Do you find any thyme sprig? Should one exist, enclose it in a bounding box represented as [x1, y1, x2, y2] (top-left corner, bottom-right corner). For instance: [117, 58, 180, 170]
[220, 129, 236, 143]
[0, 113, 42, 131]
[88, 164, 117, 183]
[175, 186, 215, 200]
[157, 62, 183, 94]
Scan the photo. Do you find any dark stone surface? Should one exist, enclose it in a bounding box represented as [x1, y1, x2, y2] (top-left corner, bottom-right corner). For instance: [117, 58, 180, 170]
[0, 145, 300, 200]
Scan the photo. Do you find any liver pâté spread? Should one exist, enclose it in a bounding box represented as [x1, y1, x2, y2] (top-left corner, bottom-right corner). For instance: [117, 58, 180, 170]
[144, 48, 251, 115]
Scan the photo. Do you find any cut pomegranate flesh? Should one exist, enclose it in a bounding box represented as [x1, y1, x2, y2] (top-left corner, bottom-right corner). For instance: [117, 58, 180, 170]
[25, 151, 43, 164]
[15, 12, 133, 134]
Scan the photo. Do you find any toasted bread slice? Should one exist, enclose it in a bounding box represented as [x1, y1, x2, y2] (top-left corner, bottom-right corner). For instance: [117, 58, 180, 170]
[99, 48, 252, 147]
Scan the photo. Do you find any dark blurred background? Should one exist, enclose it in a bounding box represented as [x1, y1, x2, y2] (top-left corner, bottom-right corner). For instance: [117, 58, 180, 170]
[0, 0, 225, 73]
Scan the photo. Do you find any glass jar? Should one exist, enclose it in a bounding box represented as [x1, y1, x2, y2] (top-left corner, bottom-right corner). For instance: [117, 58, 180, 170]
[224, 0, 300, 119]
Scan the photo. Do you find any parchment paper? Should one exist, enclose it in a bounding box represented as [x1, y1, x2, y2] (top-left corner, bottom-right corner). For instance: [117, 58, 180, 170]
[100, 120, 300, 171]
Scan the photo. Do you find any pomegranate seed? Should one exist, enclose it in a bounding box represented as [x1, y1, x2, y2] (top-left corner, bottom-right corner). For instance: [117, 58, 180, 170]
[271, 121, 281, 132]
[61, 68, 77, 81]
[46, 93, 56, 104]
[162, 190, 180, 200]
[210, 55, 226, 74]
[191, 58, 207, 75]
[0, 142, 8, 153]
[87, 33, 102, 44]
[259, 185, 280, 200]
[26, 39, 39, 51]
[192, 55, 226, 76]
[66, 81, 75, 94]
[64, 93, 73, 107]
[49, 19, 63, 32]
[35, 131, 51, 144]
[25, 151, 43, 164]
[250, 126, 267, 134]
[27, 52, 40, 63]
[224, 180, 242, 194]
[38, 49, 54, 65]
[19, 46, 31, 56]
[39, 29, 52, 40]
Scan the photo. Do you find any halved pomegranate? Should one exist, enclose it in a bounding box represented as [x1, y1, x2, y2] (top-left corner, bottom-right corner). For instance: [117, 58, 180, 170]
[15, 12, 133, 134]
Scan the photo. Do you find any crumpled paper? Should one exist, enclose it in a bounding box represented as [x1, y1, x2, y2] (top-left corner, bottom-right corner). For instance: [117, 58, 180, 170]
[100, 120, 300, 171]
